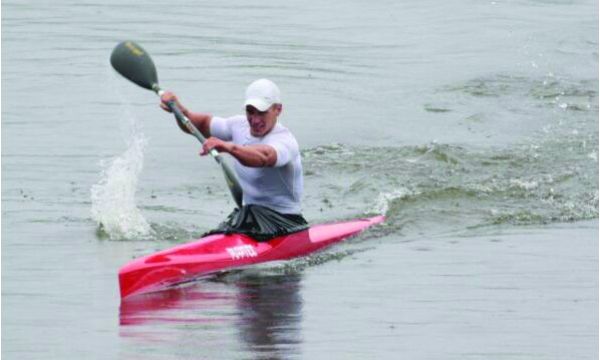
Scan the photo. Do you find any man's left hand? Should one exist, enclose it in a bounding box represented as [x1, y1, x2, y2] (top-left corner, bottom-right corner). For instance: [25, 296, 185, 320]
[200, 137, 234, 156]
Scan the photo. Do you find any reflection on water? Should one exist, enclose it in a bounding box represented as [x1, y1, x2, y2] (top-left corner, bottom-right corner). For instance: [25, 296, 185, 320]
[235, 273, 303, 359]
[119, 270, 303, 359]
[119, 284, 236, 326]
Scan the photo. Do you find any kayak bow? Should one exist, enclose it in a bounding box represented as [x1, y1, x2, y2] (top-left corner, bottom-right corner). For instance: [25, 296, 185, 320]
[119, 215, 385, 299]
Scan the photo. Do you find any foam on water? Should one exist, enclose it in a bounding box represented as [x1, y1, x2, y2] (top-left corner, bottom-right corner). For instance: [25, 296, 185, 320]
[90, 114, 154, 240]
[369, 188, 414, 216]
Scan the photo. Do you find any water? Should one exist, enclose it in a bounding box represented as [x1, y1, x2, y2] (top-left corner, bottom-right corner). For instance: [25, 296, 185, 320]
[2, 0, 598, 359]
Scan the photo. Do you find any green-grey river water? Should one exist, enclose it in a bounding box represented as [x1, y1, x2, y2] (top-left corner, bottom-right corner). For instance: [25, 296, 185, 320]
[2, 0, 598, 359]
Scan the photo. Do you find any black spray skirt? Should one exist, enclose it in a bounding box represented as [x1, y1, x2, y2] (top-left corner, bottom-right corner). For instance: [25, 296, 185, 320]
[204, 204, 309, 242]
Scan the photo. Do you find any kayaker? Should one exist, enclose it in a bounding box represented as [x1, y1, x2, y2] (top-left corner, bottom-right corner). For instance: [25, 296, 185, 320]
[160, 79, 308, 241]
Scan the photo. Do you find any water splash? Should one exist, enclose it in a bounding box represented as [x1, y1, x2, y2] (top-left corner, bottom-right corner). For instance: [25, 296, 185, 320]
[369, 188, 414, 216]
[91, 116, 154, 240]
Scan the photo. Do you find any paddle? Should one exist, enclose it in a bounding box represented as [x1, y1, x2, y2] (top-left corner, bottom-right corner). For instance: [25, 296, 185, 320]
[110, 41, 243, 208]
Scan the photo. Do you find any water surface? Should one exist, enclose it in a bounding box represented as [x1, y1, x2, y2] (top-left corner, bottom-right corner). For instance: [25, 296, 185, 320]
[2, 0, 598, 359]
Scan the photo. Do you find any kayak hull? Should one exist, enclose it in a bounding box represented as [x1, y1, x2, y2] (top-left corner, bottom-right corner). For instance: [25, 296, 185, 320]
[119, 215, 385, 299]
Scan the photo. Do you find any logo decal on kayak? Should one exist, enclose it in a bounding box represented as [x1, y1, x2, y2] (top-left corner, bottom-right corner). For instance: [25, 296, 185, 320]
[226, 245, 258, 260]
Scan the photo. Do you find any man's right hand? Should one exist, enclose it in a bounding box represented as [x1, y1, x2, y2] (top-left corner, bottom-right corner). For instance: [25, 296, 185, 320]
[159, 92, 212, 137]
[160, 91, 182, 113]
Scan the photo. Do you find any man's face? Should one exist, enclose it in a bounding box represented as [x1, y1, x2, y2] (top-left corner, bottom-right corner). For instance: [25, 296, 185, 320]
[246, 104, 282, 137]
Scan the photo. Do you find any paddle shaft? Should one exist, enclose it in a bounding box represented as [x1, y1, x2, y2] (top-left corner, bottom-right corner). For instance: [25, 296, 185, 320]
[110, 41, 243, 208]
[153, 86, 243, 208]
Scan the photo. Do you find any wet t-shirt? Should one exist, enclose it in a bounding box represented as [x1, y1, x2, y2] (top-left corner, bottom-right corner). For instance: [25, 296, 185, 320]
[210, 115, 303, 214]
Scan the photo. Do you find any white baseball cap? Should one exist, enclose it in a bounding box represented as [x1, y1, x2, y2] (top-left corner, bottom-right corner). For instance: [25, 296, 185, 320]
[244, 79, 281, 111]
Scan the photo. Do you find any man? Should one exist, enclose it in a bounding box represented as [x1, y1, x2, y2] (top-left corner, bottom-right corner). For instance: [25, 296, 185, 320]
[160, 79, 307, 241]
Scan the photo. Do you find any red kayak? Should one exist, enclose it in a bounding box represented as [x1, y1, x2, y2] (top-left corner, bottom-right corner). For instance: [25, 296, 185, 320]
[119, 215, 385, 299]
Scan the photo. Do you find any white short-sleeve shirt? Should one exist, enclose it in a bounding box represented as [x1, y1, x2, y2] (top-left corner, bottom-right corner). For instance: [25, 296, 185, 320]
[210, 115, 303, 214]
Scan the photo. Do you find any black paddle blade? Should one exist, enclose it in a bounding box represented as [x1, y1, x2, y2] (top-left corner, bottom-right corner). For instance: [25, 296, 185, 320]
[110, 41, 159, 91]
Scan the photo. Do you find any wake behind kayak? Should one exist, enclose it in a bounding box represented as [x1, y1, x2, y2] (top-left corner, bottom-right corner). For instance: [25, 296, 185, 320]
[119, 216, 385, 299]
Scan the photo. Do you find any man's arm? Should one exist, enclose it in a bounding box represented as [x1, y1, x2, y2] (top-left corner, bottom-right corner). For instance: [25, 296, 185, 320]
[201, 137, 277, 167]
[160, 91, 212, 138]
